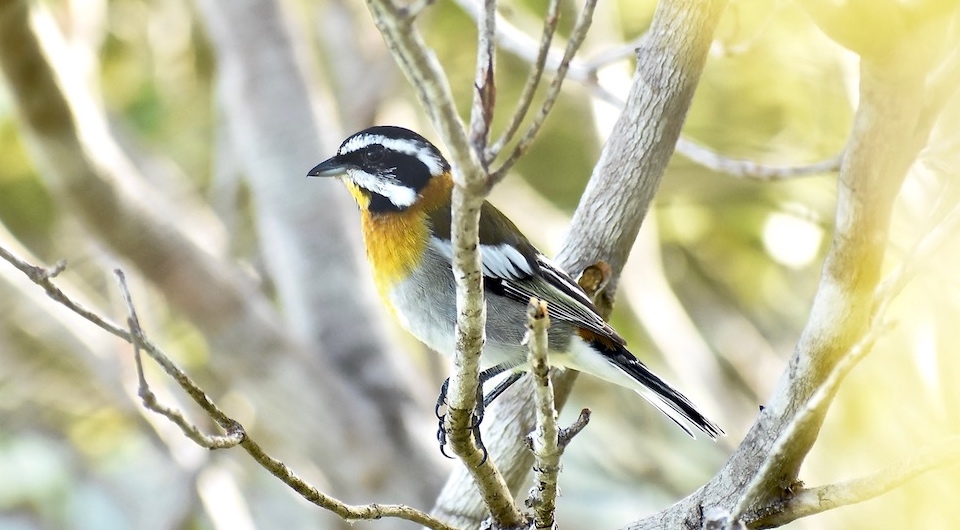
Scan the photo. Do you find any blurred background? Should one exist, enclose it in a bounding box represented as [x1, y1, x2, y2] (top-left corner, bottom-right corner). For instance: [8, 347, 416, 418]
[0, 0, 958, 528]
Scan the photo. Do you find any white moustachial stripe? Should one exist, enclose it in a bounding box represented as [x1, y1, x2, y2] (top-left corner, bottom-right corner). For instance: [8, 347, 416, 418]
[347, 168, 418, 208]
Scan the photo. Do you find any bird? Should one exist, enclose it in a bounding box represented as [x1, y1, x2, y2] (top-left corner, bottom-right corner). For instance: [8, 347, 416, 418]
[307, 125, 724, 445]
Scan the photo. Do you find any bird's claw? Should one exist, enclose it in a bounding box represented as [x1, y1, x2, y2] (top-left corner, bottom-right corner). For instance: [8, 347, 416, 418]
[434, 377, 489, 464]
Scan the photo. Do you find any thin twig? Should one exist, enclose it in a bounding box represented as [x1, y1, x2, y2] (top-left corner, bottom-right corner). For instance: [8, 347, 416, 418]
[558, 408, 591, 448]
[468, 0, 496, 154]
[525, 298, 559, 529]
[0, 246, 128, 341]
[0, 246, 458, 530]
[490, 0, 599, 182]
[729, 315, 891, 521]
[452, 0, 594, 85]
[486, 0, 562, 162]
[750, 436, 960, 527]
[581, 34, 648, 71]
[676, 138, 843, 180]
[115, 269, 245, 450]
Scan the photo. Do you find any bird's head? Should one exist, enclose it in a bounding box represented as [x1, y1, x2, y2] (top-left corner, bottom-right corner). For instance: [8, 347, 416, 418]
[308, 126, 451, 213]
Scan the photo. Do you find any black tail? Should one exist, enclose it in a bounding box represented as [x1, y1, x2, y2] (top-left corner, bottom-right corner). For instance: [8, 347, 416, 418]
[595, 341, 724, 440]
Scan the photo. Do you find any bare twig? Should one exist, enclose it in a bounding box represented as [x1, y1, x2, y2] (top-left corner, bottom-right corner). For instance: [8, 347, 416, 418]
[0, 248, 457, 530]
[676, 138, 843, 180]
[468, 0, 496, 154]
[363, 0, 480, 177]
[558, 408, 590, 448]
[525, 298, 559, 530]
[751, 436, 960, 527]
[490, 0, 599, 182]
[0, 246, 127, 342]
[729, 315, 890, 522]
[486, 0, 562, 163]
[452, 0, 593, 86]
[114, 269, 245, 450]
[581, 34, 648, 71]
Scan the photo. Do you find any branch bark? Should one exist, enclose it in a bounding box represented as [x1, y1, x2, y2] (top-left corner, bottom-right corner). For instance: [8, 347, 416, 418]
[525, 299, 559, 530]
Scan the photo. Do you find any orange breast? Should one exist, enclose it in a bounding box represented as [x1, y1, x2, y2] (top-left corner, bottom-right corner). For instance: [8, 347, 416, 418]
[360, 207, 429, 298]
[349, 173, 453, 302]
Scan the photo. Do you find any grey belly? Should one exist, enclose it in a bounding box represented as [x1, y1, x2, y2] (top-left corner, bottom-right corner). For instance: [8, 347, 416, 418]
[387, 246, 575, 369]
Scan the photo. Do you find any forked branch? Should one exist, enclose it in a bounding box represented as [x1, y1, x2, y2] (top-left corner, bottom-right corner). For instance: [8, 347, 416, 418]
[0, 245, 457, 530]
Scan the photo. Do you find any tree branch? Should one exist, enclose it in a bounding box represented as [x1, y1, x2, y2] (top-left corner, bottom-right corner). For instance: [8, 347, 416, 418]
[430, 2, 729, 527]
[115, 269, 245, 450]
[751, 436, 960, 528]
[735, 198, 960, 526]
[675, 138, 843, 180]
[525, 299, 560, 530]
[459, 0, 840, 182]
[363, 0, 524, 526]
[0, 246, 457, 530]
[468, 0, 496, 153]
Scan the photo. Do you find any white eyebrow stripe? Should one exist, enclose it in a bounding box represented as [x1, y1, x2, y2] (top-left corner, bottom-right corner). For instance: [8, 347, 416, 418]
[347, 168, 418, 208]
[340, 134, 446, 176]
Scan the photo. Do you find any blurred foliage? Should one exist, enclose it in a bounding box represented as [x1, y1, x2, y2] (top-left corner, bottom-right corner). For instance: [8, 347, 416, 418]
[0, 0, 958, 529]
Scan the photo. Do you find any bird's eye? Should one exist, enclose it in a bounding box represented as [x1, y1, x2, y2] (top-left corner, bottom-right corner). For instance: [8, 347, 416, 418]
[363, 144, 386, 163]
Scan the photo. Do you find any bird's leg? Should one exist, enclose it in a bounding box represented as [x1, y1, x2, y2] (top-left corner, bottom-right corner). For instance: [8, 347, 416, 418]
[482, 371, 523, 409]
[435, 364, 515, 462]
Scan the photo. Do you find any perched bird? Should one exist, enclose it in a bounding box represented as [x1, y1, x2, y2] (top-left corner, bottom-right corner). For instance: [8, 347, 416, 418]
[308, 126, 723, 441]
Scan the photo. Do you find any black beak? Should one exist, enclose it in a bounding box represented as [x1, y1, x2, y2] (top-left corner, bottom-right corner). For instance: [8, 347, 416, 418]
[307, 156, 351, 178]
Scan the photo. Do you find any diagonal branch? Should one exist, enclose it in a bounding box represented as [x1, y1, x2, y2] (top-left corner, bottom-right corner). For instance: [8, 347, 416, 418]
[431, 2, 729, 527]
[634, 5, 960, 528]
[676, 138, 843, 180]
[0, 245, 458, 530]
[751, 435, 960, 528]
[115, 269, 245, 450]
[735, 197, 960, 523]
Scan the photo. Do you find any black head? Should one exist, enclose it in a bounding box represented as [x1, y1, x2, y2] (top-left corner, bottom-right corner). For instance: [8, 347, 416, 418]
[307, 126, 451, 212]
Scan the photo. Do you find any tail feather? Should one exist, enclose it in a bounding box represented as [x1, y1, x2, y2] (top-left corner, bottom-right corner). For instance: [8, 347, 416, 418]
[572, 334, 724, 440]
